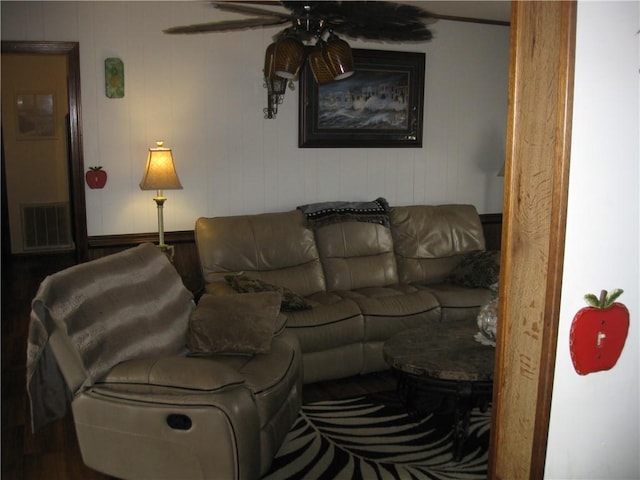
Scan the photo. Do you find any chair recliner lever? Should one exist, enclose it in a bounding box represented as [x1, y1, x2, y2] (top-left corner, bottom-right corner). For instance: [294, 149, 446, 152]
[166, 413, 192, 430]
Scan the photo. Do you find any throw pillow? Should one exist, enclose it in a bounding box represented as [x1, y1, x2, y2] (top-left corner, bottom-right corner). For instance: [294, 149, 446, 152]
[187, 291, 282, 354]
[225, 274, 312, 312]
[447, 250, 500, 288]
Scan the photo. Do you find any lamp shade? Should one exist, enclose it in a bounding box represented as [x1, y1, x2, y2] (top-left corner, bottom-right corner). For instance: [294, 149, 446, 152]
[308, 46, 335, 84]
[323, 34, 354, 81]
[274, 37, 305, 79]
[139, 141, 182, 190]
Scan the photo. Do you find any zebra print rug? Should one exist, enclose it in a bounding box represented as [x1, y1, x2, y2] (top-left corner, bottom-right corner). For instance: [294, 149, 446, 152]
[263, 391, 491, 480]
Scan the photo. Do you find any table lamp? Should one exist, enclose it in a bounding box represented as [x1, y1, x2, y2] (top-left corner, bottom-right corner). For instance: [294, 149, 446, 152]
[139, 141, 182, 250]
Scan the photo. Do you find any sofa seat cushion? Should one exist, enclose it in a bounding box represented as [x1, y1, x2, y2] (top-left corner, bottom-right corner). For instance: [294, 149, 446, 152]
[97, 356, 246, 394]
[418, 283, 494, 322]
[337, 285, 441, 342]
[225, 275, 312, 311]
[283, 293, 364, 353]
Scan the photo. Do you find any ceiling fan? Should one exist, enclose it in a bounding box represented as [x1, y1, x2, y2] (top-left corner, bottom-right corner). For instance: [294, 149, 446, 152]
[164, 2, 436, 41]
[164, 1, 438, 118]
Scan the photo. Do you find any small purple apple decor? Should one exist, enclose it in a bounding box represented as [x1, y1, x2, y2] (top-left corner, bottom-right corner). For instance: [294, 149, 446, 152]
[86, 166, 107, 189]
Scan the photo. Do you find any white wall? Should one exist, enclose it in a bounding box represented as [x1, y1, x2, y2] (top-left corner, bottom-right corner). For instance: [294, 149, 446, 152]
[545, 2, 639, 479]
[1, 1, 509, 236]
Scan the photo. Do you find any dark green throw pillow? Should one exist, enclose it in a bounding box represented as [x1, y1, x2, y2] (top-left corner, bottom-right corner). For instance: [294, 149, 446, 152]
[447, 250, 500, 288]
[225, 274, 312, 312]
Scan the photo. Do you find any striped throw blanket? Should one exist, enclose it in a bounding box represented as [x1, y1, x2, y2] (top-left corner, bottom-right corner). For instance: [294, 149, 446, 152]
[297, 197, 391, 228]
[26, 243, 194, 431]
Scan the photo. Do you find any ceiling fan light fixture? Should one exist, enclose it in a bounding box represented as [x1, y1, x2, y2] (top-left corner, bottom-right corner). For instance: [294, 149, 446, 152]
[323, 34, 354, 81]
[308, 45, 335, 84]
[274, 37, 305, 79]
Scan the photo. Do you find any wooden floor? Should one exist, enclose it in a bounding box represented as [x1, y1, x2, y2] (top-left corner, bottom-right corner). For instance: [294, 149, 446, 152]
[1, 253, 396, 480]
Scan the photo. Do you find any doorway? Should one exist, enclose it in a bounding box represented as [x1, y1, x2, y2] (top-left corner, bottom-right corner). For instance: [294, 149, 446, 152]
[1, 41, 87, 262]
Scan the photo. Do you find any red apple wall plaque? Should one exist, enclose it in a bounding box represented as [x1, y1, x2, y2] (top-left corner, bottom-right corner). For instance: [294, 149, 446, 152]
[569, 289, 629, 375]
[86, 166, 107, 189]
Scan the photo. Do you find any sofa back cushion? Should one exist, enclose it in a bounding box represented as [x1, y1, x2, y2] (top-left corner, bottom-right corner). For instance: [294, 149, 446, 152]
[315, 221, 398, 291]
[391, 204, 486, 284]
[196, 210, 326, 296]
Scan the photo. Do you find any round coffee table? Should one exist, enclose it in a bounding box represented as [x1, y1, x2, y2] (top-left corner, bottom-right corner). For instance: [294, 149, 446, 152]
[383, 321, 495, 460]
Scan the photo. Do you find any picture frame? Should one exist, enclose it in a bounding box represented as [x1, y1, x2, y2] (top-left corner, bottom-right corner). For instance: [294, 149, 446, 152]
[105, 57, 125, 98]
[299, 49, 425, 148]
[15, 93, 57, 139]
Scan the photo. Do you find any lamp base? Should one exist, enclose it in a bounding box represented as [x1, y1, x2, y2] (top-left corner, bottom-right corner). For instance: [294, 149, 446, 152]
[157, 244, 175, 263]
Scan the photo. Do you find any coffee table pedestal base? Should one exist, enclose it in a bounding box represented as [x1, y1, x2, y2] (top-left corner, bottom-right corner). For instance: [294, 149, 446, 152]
[394, 370, 492, 461]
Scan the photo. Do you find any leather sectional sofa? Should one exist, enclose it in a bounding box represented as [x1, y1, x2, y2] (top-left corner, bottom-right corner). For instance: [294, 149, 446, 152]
[27, 202, 497, 480]
[196, 203, 496, 384]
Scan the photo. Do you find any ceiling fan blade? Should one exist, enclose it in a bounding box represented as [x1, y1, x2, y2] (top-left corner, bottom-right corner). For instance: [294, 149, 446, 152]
[164, 16, 289, 34]
[307, 1, 437, 42]
[212, 1, 293, 20]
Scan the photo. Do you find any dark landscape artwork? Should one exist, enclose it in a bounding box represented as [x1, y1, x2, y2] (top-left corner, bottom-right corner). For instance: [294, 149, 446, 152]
[317, 70, 411, 130]
[299, 49, 425, 148]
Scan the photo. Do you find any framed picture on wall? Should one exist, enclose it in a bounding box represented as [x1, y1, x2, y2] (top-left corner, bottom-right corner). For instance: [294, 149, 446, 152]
[15, 93, 56, 139]
[299, 49, 425, 148]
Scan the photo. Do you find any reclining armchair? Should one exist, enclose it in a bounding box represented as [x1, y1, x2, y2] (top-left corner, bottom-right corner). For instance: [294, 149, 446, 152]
[26, 243, 302, 480]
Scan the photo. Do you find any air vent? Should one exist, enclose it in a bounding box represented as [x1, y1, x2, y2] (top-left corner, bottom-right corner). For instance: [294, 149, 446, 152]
[22, 202, 74, 251]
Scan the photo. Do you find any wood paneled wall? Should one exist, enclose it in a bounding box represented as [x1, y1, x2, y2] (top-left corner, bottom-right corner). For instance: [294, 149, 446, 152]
[479, 213, 503, 252]
[87, 213, 502, 296]
[87, 231, 204, 297]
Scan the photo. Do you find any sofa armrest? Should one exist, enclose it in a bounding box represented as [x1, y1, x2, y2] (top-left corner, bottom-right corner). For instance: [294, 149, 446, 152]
[96, 355, 246, 393]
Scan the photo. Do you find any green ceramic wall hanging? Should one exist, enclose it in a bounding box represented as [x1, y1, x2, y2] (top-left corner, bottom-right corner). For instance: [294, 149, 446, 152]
[105, 58, 124, 98]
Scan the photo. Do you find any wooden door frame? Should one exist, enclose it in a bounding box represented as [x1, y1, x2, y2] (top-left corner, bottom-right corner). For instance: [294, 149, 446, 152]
[1, 41, 87, 262]
[490, 1, 576, 478]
